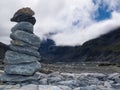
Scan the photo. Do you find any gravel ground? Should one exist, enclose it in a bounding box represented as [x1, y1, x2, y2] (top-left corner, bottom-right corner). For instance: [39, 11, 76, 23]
[1, 61, 120, 74]
[41, 62, 120, 74]
[0, 62, 120, 90]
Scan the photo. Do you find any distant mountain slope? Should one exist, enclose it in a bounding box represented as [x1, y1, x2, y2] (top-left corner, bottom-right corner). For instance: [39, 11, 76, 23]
[39, 27, 120, 63]
[0, 42, 9, 61]
[0, 28, 120, 63]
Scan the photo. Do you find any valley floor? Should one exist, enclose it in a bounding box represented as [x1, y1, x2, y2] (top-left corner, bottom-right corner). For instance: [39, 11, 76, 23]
[1, 60, 120, 74]
[41, 62, 120, 74]
[0, 62, 120, 90]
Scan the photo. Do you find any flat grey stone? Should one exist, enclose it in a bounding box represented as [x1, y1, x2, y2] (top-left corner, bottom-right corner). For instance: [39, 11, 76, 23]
[47, 76, 63, 84]
[108, 73, 120, 79]
[4, 61, 41, 75]
[73, 86, 96, 90]
[0, 85, 71, 90]
[10, 30, 40, 48]
[0, 73, 40, 82]
[18, 84, 38, 90]
[77, 75, 100, 86]
[73, 87, 88, 90]
[74, 85, 109, 90]
[11, 40, 39, 50]
[57, 80, 80, 88]
[115, 78, 120, 83]
[57, 85, 72, 90]
[4, 50, 38, 64]
[39, 85, 72, 90]
[11, 22, 33, 33]
[0, 84, 21, 90]
[73, 87, 81, 90]
[10, 45, 40, 58]
[39, 78, 48, 85]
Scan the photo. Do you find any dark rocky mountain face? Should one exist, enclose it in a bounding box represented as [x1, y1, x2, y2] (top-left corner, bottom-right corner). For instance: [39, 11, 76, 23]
[39, 27, 120, 63]
[0, 42, 9, 61]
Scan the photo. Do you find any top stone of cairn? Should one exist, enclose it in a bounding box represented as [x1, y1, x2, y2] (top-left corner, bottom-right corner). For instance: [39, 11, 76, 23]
[10, 7, 36, 25]
[14, 7, 35, 16]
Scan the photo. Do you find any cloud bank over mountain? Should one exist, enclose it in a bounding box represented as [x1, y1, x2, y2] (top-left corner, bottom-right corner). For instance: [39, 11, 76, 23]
[0, 0, 120, 46]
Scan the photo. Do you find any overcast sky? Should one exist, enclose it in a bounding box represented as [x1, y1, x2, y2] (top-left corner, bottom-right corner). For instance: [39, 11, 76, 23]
[0, 0, 120, 46]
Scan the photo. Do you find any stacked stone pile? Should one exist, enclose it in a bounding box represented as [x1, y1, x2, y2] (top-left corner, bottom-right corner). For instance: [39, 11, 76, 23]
[0, 7, 41, 83]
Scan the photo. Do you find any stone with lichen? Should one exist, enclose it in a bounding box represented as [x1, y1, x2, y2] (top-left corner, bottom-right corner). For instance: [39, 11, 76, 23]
[11, 7, 36, 25]
[13, 7, 35, 16]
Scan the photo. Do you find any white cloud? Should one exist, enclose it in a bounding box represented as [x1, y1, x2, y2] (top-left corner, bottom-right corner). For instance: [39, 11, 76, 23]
[93, 0, 120, 11]
[0, 0, 120, 46]
[34, 0, 97, 38]
[52, 12, 120, 46]
[104, 0, 120, 11]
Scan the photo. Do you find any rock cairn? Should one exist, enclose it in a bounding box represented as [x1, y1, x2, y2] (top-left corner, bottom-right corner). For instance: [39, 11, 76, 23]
[1, 7, 41, 83]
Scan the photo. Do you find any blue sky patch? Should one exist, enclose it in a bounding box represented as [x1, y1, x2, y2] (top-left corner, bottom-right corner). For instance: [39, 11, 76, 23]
[93, 0, 112, 21]
[95, 6, 112, 21]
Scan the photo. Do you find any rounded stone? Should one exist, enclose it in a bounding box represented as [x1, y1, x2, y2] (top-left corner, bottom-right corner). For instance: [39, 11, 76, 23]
[10, 8, 36, 25]
[11, 22, 33, 33]
[10, 30, 40, 48]
[13, 7, 35, 16]
[9, 45, 40, 58]
[4, 50, 38, 64]
[4, 61, 41, 75]
[11, 14, 36, 25]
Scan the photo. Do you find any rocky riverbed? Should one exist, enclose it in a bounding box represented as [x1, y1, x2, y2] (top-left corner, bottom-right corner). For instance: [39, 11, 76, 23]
[0, 62, 120, 90]
[41, 62, 120, 74]
[0, 69, 120, 90]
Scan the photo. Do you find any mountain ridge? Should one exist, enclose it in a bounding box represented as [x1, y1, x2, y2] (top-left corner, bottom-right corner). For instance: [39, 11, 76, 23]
[39, 27, 120, 63]
[0, 27, 120, 63]
[0, 42, 9, 61]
